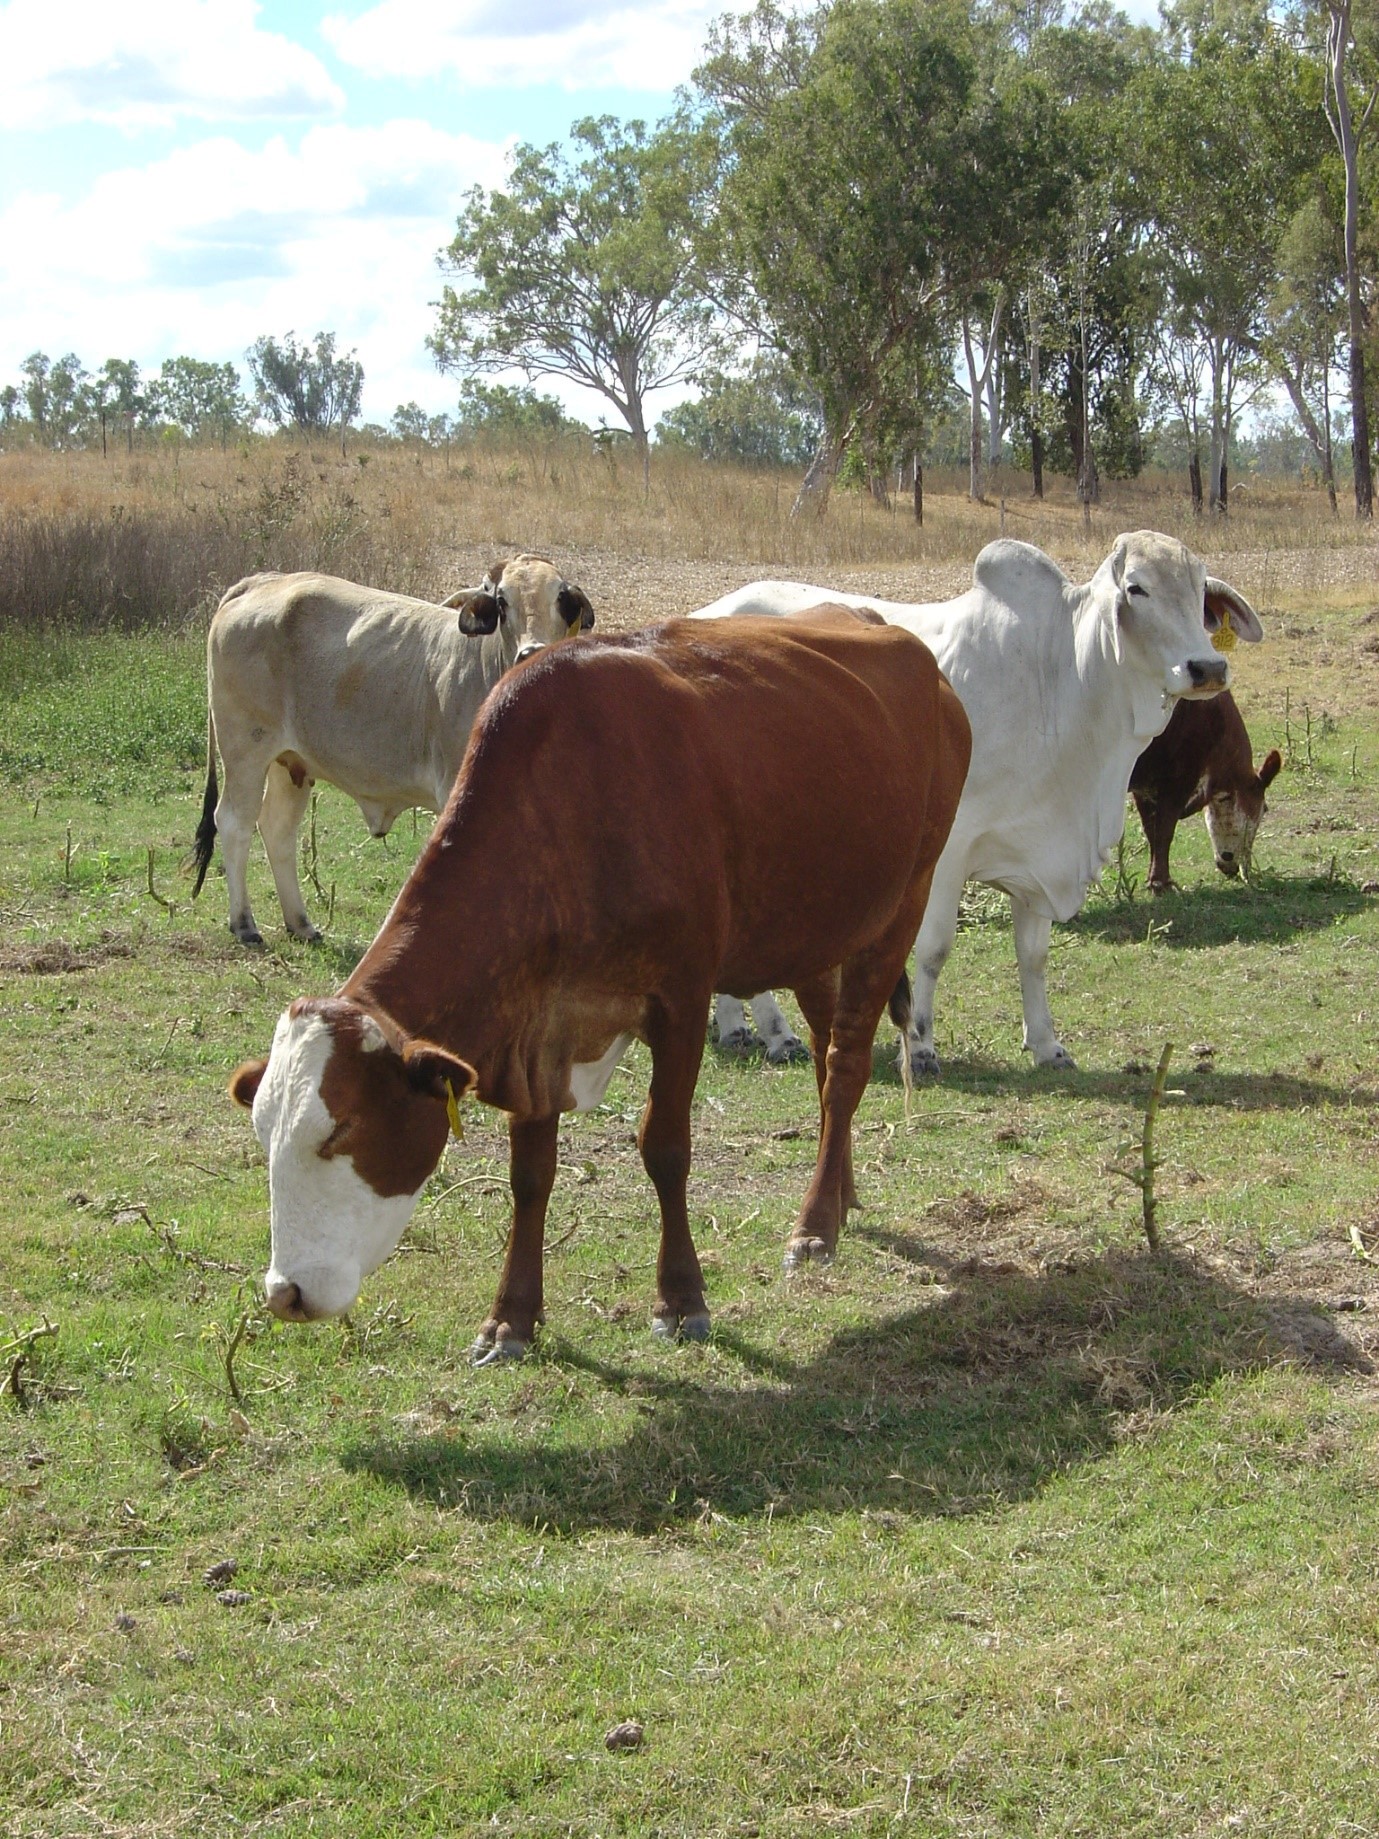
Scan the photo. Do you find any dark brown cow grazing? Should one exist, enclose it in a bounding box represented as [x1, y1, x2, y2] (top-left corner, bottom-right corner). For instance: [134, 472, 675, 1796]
[229, 610, 971, 1359]
[1129, 690, 1281, 893]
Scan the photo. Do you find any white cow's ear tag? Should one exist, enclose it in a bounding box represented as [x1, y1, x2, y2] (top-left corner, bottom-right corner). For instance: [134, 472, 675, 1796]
[1211, 610, 1237, 653]
[444, 1079, 466, 1141]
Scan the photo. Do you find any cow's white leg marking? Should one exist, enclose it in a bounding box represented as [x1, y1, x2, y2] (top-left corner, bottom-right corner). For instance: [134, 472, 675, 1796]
[568, 1033, 632, 1111]
[714, 994, 759, 1053]
[750, 992, 809, 1065]
[214, 756, 271, 945]
[906, 851, 966, 1078]
[259, 761, 320, 940]
[1011, 894, 1074, 1068]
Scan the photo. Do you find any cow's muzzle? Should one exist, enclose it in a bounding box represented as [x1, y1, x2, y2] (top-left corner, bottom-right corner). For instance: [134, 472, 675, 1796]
[265, 1276, 308, 1321]
[1186, 657, 1229, 693]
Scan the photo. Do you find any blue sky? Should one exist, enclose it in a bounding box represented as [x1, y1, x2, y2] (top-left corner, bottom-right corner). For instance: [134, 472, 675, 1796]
[1, 0, 1157, 429]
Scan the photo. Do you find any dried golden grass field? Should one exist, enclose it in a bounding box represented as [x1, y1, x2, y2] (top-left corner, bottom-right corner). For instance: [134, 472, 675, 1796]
[2, 440, 1379, 1838]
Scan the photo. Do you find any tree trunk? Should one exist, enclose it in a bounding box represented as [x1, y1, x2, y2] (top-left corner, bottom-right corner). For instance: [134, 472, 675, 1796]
[792, 423, 848, 519]
[1031, 426, 1044, 499]
[1188, 450, 1203, 513]
[913, 458, 923, 525]
[1219, 459, 1227, 514]
[1325, 2, 1374, 517]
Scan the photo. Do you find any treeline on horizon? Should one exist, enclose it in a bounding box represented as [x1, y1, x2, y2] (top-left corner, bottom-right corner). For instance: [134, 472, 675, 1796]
[3, 0, 1377, 517]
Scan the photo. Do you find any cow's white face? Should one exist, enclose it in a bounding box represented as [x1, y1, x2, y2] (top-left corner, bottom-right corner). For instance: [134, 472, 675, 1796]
[1109, 532, 1235, 703]
[454, 554, 595, 662]
[1201, 748, 1281, 878]
[230, 1000, 472, 1323]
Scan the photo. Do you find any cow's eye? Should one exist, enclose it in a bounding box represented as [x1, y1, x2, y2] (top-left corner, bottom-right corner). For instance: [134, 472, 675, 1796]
[1126, 583, 1149, 598]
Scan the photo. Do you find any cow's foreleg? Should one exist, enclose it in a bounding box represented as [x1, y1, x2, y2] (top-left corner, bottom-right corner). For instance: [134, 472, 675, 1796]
[259, 761, 320, 940]
[1133, 791, 1177, 895]
[906, 850, 966, 1078]
[475, 1113, 560, 1363]
[1011, 895, 1074, 1068]
[642, 1000, 710, 1342]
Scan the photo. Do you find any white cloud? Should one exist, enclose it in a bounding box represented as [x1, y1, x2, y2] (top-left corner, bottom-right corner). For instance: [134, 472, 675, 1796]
[0, 121, 511, 419]
[323, 0, 722, 93]
[0, 0, 344, 130]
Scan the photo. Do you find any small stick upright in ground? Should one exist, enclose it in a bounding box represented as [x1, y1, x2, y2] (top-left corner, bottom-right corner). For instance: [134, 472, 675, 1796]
[1132, 1043, 1174, 1254]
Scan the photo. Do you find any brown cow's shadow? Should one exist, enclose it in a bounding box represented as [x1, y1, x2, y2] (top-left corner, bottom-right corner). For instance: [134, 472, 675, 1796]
[1068, 872, 1373, 949]
[893, 1060, 1378, 1111]
[341, 1248, 1370, 1533]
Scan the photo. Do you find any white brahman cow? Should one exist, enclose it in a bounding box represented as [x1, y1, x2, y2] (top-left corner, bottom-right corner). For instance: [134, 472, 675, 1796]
[693, 532, 1262, 1074]
[192, 554, 594, 944]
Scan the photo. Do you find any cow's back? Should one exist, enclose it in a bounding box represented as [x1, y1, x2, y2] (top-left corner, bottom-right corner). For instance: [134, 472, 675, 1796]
[443, 612, 965, 999]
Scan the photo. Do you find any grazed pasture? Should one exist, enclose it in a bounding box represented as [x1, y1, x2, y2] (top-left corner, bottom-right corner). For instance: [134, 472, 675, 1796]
[2, 451, 1379, 1837]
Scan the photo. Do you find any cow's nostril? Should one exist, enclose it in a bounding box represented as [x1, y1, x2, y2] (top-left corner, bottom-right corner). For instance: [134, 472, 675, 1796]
[265, 1279, 304, 1321]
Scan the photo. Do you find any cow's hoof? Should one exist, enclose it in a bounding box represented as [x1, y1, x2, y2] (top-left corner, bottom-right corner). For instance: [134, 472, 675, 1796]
[783, 1235, 834, 1272]
[765, 1034, 810, 1067]
[652, 1308, 711, 1343]
[288, 922, 323, 943]
[717, 1026, 762, 1056]
[470, 1328, 529, 1366]
[907, 1045, 941, 1080]
[230, 925, 264, 948]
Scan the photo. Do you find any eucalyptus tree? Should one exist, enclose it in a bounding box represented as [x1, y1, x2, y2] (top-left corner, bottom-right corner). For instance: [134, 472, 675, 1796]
[1131, 17, 1323, 510]
[147, 358, 247, 447]
[1261, 195, 1347, 510]
[698, 0, 977, 513]
[1315, 0, 1378, 514]
[430, 114, 721, 487]
[247, 332, 364, 448]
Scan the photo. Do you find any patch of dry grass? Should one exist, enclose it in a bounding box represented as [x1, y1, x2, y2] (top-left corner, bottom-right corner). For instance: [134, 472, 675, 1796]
[1, 436, 1373, 634]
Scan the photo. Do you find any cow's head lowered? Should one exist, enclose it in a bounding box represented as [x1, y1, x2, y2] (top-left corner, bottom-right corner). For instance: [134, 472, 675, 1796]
[447, 553, 594, 664]
[1188, 746, 1283, 879]
[230, 998, 474, 1322]
[1103, 531, 1261, 705]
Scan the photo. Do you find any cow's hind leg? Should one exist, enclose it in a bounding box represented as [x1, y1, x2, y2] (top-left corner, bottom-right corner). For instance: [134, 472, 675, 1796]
[1012, 894, 1074, 1068]
[906, 849, 966, 1078]
[792, 968, 862, 1229]
[751, 992, 809, 1065]
[474, 1113, 560, 1363]
[213, 757, 272, 945]
[642, 998, 711, 1342]
[713, 993, 761, 1054]
[785, 949, 899, 1271]
[258, 760, 320, 940]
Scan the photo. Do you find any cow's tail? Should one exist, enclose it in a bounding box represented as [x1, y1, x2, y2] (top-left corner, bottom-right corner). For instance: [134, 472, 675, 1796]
[889, 968, 915, 1119]
[189, 705, 218, 898]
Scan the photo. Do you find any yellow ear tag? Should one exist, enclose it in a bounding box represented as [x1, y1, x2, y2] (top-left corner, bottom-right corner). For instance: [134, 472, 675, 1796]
[444, 1079, 465, 1141]
[1211, 610, 1237, 653]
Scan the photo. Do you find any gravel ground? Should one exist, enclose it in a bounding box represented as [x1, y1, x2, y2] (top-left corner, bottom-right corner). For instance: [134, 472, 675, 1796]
[436, 535, 1376, 636]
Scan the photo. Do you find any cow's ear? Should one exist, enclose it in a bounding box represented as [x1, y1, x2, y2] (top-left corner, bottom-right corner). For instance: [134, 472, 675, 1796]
[401, 1040, 478, 1103]
[1181, 786, 1210, 817]
[229, 1058, 268, 1108]
[559, 584, 595, 631]
[457, 590, 501, 636]
[1204, 578, 1263, 642]
[439, 586, 470, 609]
[1257, 748, 1282, 790]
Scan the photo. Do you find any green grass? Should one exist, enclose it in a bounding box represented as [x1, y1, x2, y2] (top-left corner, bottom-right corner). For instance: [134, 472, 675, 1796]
[3, 616, 1379, 1838]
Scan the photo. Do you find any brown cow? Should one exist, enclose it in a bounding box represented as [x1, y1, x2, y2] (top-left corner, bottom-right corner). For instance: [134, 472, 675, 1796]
[1129, 691, 1281, 893]
[229, 610, 971, 1360]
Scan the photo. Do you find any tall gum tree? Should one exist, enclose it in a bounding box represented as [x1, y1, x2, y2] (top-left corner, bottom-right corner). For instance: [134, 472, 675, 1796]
[429, 115, 721, 488]
[698, 0, 985, 516]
